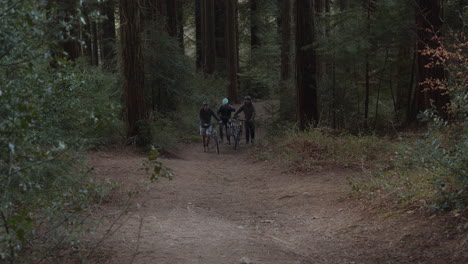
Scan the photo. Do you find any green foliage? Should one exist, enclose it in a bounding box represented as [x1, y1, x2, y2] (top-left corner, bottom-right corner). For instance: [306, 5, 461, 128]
[0, 0, 121, 260]
[143, 147, 174, 182]
[351, 37, 467, 212]
[144, 23, 195, 113]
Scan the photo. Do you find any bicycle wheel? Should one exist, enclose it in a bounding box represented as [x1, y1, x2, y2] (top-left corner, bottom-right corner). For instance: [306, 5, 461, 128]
[234, 130, 241, 150]
[214, 134, 219, 154]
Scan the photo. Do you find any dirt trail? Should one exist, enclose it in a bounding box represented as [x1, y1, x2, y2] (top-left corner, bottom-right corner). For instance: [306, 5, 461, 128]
[87, 103, 465, 264]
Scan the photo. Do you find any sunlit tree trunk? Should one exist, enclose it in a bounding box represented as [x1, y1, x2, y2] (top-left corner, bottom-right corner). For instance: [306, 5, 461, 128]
[296, 0, 319, 129]
[120, 0, 148, 143]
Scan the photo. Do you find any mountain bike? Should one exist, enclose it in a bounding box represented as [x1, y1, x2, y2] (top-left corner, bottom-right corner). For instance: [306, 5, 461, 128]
[229, 118, 244, 150]
[209, 123, 220, 154]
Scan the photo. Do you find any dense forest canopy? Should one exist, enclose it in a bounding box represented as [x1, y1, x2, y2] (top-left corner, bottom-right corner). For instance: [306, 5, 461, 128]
[0, 0, 466, 261]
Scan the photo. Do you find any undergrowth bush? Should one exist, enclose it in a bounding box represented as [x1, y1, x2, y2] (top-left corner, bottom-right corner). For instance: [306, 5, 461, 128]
[256, 125, 402, 172]
[350, 35, 467, 213]
[0, 1, 122, 260]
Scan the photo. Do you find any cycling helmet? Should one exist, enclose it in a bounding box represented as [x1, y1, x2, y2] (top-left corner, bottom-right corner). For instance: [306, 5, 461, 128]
[202, 100, 209, 105]
[222, 98, 229, 105]
[244, 95, 251, 100]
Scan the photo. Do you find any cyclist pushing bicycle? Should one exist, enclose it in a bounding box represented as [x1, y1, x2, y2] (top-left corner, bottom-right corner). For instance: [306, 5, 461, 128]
[234, 95, 256, 144]
[199, 100, 222, 152]
[217, 98, 236, 144]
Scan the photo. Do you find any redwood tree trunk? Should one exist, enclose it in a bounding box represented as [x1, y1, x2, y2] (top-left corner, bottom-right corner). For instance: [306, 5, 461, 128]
[195, 0, 202, 69]
[279, 0, 292, 120]
[201, 0, 216, 74]
[166, 0, 177, 37]
[410, 0, 449, 121]
[250, 0, 260, 49]
[215, 0, 227, 74]
[120, 0, 148, 142]
[225, 0, 239, 103]
[296, 0, 319, 129]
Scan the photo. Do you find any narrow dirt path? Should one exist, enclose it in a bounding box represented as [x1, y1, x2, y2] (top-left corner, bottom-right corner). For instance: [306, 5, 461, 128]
[87, 103, 465, 264]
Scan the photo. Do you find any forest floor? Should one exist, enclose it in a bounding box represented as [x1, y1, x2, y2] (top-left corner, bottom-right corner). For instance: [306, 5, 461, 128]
[84, 102, 466, 264]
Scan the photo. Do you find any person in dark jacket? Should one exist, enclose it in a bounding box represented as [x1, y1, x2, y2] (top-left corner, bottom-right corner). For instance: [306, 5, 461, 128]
[217, 98, 236, 144]
[200, 101, 221, 152]
[234, 95, 256, 144]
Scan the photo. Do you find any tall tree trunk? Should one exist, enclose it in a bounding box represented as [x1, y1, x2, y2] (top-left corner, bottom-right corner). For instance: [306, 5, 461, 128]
[250, 0, 260, 49]
[177, 0, 184, 50]
[279, 0, 293, 120]
[410, 0, 449, 121]
[363, 0, 376, 124]
[215, 0, 227, 74]
[92, 21, 99, 65]
[166, 0, 177, 37]
[195, 0, 202, 69]
[120, 0, 148, 143]
[296, 0, 319, 129]
[201, 0, 216, 74]
[101, 0, 116, 70]
[338, 0, 349, 10]
[225, 0, 239, 103]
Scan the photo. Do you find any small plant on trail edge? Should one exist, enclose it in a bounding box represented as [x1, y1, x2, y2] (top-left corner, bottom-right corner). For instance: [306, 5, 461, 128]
[143, 147, 174, 182]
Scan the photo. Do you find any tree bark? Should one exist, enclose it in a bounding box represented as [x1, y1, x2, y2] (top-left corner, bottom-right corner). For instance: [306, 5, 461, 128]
[120, 0, 148, 143]
[215, 0, 227, 74]
[279, 0, 293, 120]
[195, 0, 202, 69]
[250, 0, 260, 49]
[201, 0, 216, 74]
[296, 0, 319, 129]
[92, 21, 99, 65]
[363, 0, 376, 123]
[166, 0, 177, 37]
[225, 0, 239, 103]
[177, 0, 184, 50]
[410, 0, 449, 121]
